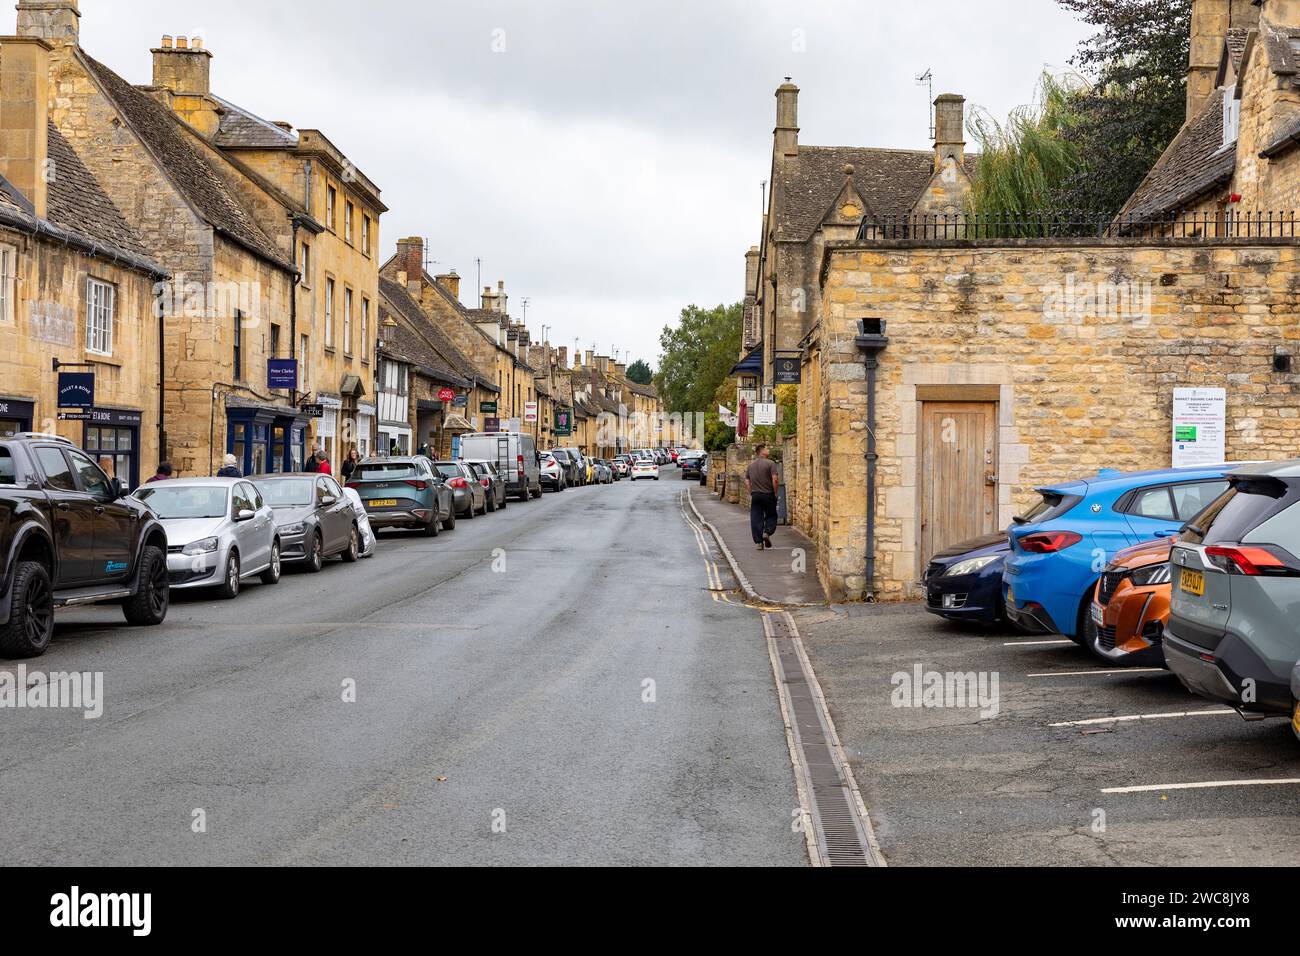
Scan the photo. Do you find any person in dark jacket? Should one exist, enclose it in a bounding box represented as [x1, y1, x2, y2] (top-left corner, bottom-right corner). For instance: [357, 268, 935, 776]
[304, 446, 321, 473]
[147, 462, 174, 483]
[216, 454, 242, 478]
[341, 448, 360, 481]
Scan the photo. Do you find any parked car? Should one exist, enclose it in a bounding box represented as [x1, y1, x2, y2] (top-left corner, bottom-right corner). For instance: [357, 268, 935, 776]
[631, 458, 660, 481]
[699, 455, 709, 486]
[251, 473, 361, 571]
[458, 431, 541, 502]
[434, 461, 488, 518]
[592, 460, 613, 484]
[345, 456, 455, 536]
[1088, 536, 1176, 667]
[1166, 462, 1300, 719]
[539, 451, 567, 492]
[679, 453, 705, 481]
[1003, 465, 1234, 644]
[923, 533, 1010, 627]
[465, 459, 508, 512]
[0, 435, 169, 658]
[134, 478, 281, 600]
[610, 456, 631, 479]
[554, 448, 585, 487]
[341, 486, 377, 557]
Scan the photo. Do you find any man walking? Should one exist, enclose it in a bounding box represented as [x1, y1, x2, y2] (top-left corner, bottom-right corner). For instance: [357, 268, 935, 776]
[745, 443, 780, 551]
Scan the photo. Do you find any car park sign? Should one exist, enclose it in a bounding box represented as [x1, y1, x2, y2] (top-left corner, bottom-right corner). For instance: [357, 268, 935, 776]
[1172, 388, 1226, 467]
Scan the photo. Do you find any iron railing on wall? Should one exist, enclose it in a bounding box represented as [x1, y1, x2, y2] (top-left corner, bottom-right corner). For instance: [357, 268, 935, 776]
[855, 211, 1300, 242]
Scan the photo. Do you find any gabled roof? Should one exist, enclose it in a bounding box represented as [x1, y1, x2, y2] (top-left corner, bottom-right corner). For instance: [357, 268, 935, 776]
[378, 312, 471, 389]
[1118, 88, 1235, 221]
[378, 277, 495, 391]
[212, 96, 299, 149]
[775, 146, 978, 241]
[0, 123, 163, 277]
[78, 52, 291, 271]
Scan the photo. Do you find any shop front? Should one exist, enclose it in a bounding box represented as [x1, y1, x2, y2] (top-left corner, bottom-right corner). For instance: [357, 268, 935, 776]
[227, 400, 309, 477]
[81, 407, 144, 489]
[0, 397, 35, 439]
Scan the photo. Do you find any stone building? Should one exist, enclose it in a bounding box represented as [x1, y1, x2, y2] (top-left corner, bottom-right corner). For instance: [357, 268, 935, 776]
[757, 0, 1300, 603]
[0, 33, 167, 486]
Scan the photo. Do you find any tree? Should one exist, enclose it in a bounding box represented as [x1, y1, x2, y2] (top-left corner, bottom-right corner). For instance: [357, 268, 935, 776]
[625, 359, 653, 385]
[655, 303, 743, 415]
[1053, 0, 1192, 218]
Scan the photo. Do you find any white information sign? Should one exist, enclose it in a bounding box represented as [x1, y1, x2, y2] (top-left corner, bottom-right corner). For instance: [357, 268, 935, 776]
[754, 403, 778, 426]
[1172, 388, 1226, 467]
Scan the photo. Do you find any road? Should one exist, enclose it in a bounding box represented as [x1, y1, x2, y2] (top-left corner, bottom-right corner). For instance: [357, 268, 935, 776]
[0, 477, 807, 866]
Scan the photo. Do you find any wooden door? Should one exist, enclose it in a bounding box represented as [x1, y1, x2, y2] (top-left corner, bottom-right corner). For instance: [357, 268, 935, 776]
[919, 402, 998, 566]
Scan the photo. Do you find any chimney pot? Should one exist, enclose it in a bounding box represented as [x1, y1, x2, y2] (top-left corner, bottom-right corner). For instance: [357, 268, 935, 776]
[161, 35, 173, 48]
[177, 35, 188, 49]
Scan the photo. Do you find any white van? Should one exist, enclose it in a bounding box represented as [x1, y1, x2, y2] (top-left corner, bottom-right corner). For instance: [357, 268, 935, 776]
[457, 432, 542, 503]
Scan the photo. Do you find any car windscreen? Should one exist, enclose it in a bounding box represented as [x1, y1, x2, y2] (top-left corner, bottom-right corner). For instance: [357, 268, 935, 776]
[1181, 476, 1299, 545]
[354, 462, 420, 482]
[254, 478, 315, 507]
[135, 485, 229, 519]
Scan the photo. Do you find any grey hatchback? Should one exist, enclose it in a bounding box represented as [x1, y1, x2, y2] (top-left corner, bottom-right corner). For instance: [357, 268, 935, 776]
[1166, 461, 1300, 720]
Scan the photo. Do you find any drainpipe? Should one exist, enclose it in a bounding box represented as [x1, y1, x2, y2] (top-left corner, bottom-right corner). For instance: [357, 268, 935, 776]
[854, 319, 889, 603]
[158, 305, 167, 460]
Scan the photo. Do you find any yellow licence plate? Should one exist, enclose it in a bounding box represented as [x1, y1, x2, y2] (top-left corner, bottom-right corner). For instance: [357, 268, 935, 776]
[1179, 568, 1205, 596]
[368, 499, 398, 508]
[1007, 586, 1015, 607]
[1292, 702, 1300, 737]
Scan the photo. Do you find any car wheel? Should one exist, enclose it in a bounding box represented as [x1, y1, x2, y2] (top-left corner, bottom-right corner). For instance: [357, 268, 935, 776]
[341, 526, 360, 562]
[441, 506, 456, 532]
[499, 493, 507, 510]
[0, 560, 55, 657]
[260, 541, 283, 585]
[464, 502, 475, 519]
[217, 550, 241, 600]
[305, 532, 324, 573]
[121, 546, 169, 627]
[1071, 595, 1093, 648]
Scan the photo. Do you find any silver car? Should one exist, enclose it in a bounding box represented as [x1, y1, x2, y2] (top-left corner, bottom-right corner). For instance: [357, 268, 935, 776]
[134, 478, 281, 599]
[251, 473, 362, 571]
[432, 461, 488, 518]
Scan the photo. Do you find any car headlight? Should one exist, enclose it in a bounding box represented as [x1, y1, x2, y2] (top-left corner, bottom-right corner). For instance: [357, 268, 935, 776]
[1129, 563, 1172, 587]
[945, 555, 999, 577]
[278, 523, 306, 536]
[182, 537, 219, 556]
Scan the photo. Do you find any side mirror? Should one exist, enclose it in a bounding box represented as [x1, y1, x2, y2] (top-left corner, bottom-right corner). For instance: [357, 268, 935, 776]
[321, 495, 337, 507]
[112, 477, 128, 499]
[236, 509, 257, 522]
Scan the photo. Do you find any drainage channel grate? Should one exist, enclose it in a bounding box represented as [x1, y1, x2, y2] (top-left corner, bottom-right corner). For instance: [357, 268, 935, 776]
[766, 612, 880, 867]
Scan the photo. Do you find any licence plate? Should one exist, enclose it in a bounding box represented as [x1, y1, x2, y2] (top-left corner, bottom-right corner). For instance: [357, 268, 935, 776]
[1006, 586, 1015, 607]
[1293, 702, 1300, 737]
[1179, 568, 1205, 596]
[1090, 603, 1104, 627]
[368, 499, 398, 508]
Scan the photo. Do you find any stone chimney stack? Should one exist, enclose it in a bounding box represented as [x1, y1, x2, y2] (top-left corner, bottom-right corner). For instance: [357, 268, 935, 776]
[435, 270, 460, 301]
[481, 280, 509, 314]
[396, 237, 424, 285]
[745, 245, 760, 296]
[558, 346, 568, 368]
[15, 0, 78, 45]
[774, 78, 799, 160]
[1188, 0, 1260, 120]
[933, 94, 966, 166]
[150, 35, 219, 136]
[584, 350, 594, 368]
[0, 36, 51, 219]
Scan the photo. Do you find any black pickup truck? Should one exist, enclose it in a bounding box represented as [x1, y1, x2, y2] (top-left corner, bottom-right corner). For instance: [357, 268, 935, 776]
[0, 435, 169, 658]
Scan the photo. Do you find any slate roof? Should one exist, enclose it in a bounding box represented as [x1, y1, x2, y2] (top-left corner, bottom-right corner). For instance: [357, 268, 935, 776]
[379, 310, 471, 389]
[378, 277, 488, 390]
[79, 52, 291, 270]
[1117, 88, 1235, 221]
[212, 96, 299, 149]
[775, 146, 978, 241]
[1225, 28, 1250, 76]
[1263, 110, 1300, 158]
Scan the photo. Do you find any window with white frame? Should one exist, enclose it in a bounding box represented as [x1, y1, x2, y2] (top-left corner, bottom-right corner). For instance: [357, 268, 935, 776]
[362, 216, 371, 256]
[0, 244, 15, 323]
[1224, 84, 1241, 147]
[345, 202, 354, 245]
[361, 297, 370, 362]
[324, 277, 335, 349]
[344, 287, 353, 355]
[299, 242, 311, 287]
[299, 334, 309, 389]
[86, 278, 115, 355]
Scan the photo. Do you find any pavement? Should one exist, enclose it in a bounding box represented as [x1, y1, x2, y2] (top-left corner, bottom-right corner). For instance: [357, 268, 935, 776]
[0, 476, 807, 867]
[688, 486, 825, 606]
[793, 601, 1300, 866]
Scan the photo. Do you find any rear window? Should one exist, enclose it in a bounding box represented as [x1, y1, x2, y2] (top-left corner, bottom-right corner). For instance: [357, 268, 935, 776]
[434, 464, 462, 480]
[355, 462, 419, 482]
[1013, 491, 1082, 525]
[1182, 476, 1300, 546]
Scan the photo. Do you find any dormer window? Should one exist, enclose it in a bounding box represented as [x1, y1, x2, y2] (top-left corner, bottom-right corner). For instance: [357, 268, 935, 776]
[1223, 84, 1240, 147]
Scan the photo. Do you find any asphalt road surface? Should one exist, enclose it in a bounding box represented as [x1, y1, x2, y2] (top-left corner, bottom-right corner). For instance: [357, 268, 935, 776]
[0, 477, 807, 866]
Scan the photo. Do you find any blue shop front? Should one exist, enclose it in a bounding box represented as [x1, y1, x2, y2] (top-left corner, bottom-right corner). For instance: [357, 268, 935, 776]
[225, 397, 311, 476]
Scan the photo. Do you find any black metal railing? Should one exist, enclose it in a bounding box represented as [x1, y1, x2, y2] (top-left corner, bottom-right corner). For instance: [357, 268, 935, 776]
[855, 211, 1300, 242]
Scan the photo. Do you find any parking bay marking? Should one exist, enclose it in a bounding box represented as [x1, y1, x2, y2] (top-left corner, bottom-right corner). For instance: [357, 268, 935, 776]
[1003, 639, 1074, 647]
[1027, 668, 1166, 678]
[1050, 707, 1235, 728]
[1102, 778, 1300, 795]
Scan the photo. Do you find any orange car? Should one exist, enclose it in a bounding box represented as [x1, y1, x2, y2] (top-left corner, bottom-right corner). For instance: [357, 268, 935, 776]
[1088, 537, 1175, 668]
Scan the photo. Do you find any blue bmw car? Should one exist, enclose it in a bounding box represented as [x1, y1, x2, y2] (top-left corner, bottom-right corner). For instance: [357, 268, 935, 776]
[1002, 465, 1239, 644]
[924, 533, 1009, 626]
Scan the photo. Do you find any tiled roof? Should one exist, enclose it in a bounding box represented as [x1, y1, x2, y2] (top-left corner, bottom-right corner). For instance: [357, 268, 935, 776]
[212, 96, 299, 149]
[775, 146, 977, 241]
[45, 123, 151, 260]
[1118, 88, 1235, 221]
[79, 52, 291, 270]
[1263, 110, 1300, 158]
[378, 277, 487, 390]
[1225, 28, 1250, 75]
[379, 311, 471, 389]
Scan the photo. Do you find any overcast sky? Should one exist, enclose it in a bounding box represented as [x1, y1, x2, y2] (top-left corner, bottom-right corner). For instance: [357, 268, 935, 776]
[84, 0, 1089, 368]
